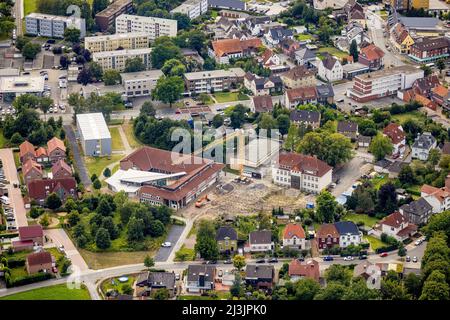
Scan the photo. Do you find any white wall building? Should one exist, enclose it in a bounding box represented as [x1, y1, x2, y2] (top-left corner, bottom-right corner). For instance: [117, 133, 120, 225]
[121, 70, 164, 97]
[115, 14, 177, 41]
[412, 132, 437, 161]
[76, 113, 111, 156]
[170, 0, 208, 20]
[25, 13, 86, 38]
[0, 76, 44, 102]
[84, 32, 150, 53]
[92, 48, 152, 72]
[318, 55, 343, 82]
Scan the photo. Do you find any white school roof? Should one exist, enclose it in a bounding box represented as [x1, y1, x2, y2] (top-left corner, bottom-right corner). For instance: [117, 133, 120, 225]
[76, 113, 111, 140]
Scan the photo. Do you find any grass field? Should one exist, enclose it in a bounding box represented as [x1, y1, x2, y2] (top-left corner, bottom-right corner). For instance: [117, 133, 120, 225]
[364, 235, 385, 251]
[296, 34, 313, 41]
[24, 0, 37, 16]
[343, 213, 379, 228]
[85, 154, 122, 177]
[122, 122, 142, 149]
[213, 92, 249, 103]
[0, 130, 8, 148]
[79, 249, 154, 269]
[0, 284, 91, 300]
[372, 174, 389, 189]
[109, 127, 124, 151]
[174, 245, 196, 261]
[391, 111, 426, 124]
[317, 47, 348, 59]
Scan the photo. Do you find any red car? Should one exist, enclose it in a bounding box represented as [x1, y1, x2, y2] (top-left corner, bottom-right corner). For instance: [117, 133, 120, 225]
[380, 252, 388, 257]
[52, 267, 58, 273]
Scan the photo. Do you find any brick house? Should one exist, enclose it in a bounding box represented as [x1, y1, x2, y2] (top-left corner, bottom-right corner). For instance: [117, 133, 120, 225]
[35, 147, 49, 164]
[317, 223, 339, 250]
[27, 178, 77, 205]
[19, 141, 35, 163]
[288, 259, 320, 282]
[47, 137, 66, 164]
[18, 225, 44, 245]
[51, 159, 73, 179]
[26, 251, 53, 274]
[22, 159, 43, 184]
[358, 43, 385, 70]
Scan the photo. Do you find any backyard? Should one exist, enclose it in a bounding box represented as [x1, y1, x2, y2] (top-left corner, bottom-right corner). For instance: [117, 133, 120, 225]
[317, 47, 348, 59]
[213, 92, 249, 103]
[100, 275, 136, 296]
[84, 154, 123, 177]
[0, 284, 91, 300]
[342, 213, 379, 228]
[391, 111, 426, 124]
[364, 235, 385, 251]
[79, 249, 155, 269]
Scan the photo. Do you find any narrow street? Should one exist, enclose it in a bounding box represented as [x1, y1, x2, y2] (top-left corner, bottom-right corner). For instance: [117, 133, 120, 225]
[64, 125, 91, 187]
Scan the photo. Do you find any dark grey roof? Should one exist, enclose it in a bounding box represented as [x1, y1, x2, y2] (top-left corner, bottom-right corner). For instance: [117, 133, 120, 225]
[334, 221, 359, 236]
[337, 120, 358, 133]
[216, 226, 238, 241]
[148, 272, 176, 289]
[135, 271, 150, 287]
[322, 55, 338, 71]
[295, 48, 316, 61]
[316, 83, 334, 98]
[245, 265, 274, 279]
[388, 161, 407, 174]
[375, 159, 393, 168]
[412, 133, 436, 150]
[269, 27, 293, 41]
[290, 109, 320, 123]
[247, 16, 271, 28]
[358, 135, 372, 143]
[249, 230, 272, 244]
[400, 198, 432, 216]
[187, 265, 215, 283]
[398, 16, 439, 30]
[209, 0, 246, 11]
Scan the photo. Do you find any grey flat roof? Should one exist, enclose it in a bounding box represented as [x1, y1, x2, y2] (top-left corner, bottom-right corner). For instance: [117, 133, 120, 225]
[120, 70, 164, 81]
[76, 113, 111, 140]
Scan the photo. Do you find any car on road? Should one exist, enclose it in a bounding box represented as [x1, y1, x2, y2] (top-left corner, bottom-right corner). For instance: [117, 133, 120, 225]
[268, 258, 278, 263]
[414, 239, 423, 246]
[175, 273, 180, 280]
[161, 242, 172, 247]
[223, 259, 232, 264]
[256, 259, 266, 263]
[412, 256, 418, 263]
[205, 260, 217, 264]
[380, 252, 388, 257]
[343, 256, 354, 261]
[323, 256, 334, 261]
[297, 256, 305, 262]
[359, 255, 368, 260]
[406, 256, 411, 262]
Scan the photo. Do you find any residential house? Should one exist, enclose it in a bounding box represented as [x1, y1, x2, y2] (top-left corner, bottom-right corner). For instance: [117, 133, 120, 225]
[390, 23, 414, 54]
[285, 86, 318, 108]
[47, 137, 66, 164]
[376, 211, 418, 241]
[26, 251, 53, 274]
[421, 175, 450, 213]
[399, 197, 433, 225]
[259, 49, 281, 69]
[243, 72, 283, 96]
[35, 147, 49, 164]
[51, 159, 73, 179]
[22, 159, 43, 184]
[431, 85, 449, 107]
[279, 39, 301, 58]
[216, 226, 238, 254]
[335, 221, 362, 248]
[282, 223, 306, 250]
[387, 161, 407, 179]
[209, 38, 262, 64]
[383, 123, 406, 156]
[288, 259, 320, 282]
[294, 48, 317, 67]
[358, 135, 371, 148]
[411, 132, 437, 160]
[335, 21, 370, 53]
[19, 140, 35, 163]
[414, 94, 437, 111]
[245, 265, 274, 290]
[184, 68, 245, 94]
[346, 1, 366, 27]
[289, 110, 321, 129]
[27, 178, 77, 205]
[247, 230, 274, 253]
[316, 83, 335, 105]
[18, 225, 44, 245]
[358, 43, 385, 70]
[280, 66, 316, 89]
[337, 121, 358, 140]
[412, 75, 440, 98]
[318, 55, 343, 82]
[272, 152, 332, 194]
[317, 223, 339, 250]
[250, 95, 274, 113]
[374, 159, 393, 174]
[264, 27, 294, 47]
[185, 265, 216, 293]
[245, 16, 271, 36]
[136, 271, 176, 297]
[409, 37, 450, 63]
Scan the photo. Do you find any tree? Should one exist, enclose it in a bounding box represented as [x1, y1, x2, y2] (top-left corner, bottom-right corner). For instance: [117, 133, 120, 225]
[127, 217, 145, 242]
[152, 288, 169, 300]
[230, 273, 244, 297]
[15, 36, 30, 51]
[398, 165, 416, 186]
[398, 243, 407, 257]
[97, 198, 113, 216]
[92, 0, 109, 16]
[67, 210, 80, 227]
[404, 273, 422, 299]
[380, 279, 412, 300]
[377, 183, 398, 214]
[230, 104, 248, 129]
[342, 277, 380, 300]
[325, 264, 352, 286]
[103, 167, 111, 177]
[149, 220, 165, 237]
[152, 76, 184, 108]
[22, 42, 41, 59]
[423, 211, 450, 244]
[369, 134, 393, 161]
[39, 213, 50, 227]
[212, 114, 224, 128]
[124, 57, 145, 72]
[150, 37, 182, 69]
[45, 192, 62, 210]
[277, 114, 290, 136]
[77, 68, 93, 85]
[421, 64, 432, 77]
[436, 59, 446, 75]
[195, 220, 219, 260]
[93, 179, 101, 190]
[10, 132, 24, 145]
[350, 39, 358, 62]
[64, 27, 81, 43]
[95, 227, 111, 249]
[285, 124, 300, 151]
[121, 284, 133, 295]
[233, 255, 246, 271]
[144, 255, 154, 270]
[198, 93, 210, 105]
[172, 12, 191, 30]
[101, 216, 119, 239]
[294, 278, 321, 300]
[161, 59, 186, 77]
[102, 69, 121, 86]
[88, 61, 103, 80]
[316, 191, 338, 223]
[314, 282, 348, 300]
[141, 101, 156, 117]
[420, 270, 449, 300]
[428, 148, 441, 166]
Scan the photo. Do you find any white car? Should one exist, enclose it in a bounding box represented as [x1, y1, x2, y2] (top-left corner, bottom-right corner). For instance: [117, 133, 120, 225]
[343, 256, 354, 261]
[414, 239, 422, 246]
[161, 242, 172, 247]
[412, 256, 418, 263]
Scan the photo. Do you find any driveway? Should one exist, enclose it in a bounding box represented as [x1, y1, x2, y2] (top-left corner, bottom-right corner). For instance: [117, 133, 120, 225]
[44, 228, 89, 271]
[64, 125, 91, 187]
[154, 225, 185, 262]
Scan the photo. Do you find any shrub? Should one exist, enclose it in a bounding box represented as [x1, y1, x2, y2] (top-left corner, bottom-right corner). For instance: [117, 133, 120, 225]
[6, 272, 52, 288]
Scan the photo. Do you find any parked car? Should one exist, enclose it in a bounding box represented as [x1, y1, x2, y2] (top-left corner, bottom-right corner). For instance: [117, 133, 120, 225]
[175, 273, 180, 281]
[161, 242, 171, 247]
[343, 256, 354, 261]
[406, 256, 411, 262]
[323, 256, 334, 261]
[358, 255, 368, 260]
[412, 256, 418, 263]
[268, 258, 278, 263]
[223, 259, 232, 264]
[380, 252, 388, 257]
[414, 239, 423, 246]
[52, 266, 58, 273]
[256, 259, 266, 263]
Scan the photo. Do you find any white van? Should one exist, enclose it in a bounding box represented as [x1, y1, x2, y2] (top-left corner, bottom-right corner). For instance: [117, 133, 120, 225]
[1, 195, 10, 205]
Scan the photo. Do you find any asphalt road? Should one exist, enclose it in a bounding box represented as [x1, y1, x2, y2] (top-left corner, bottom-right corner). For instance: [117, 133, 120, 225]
[154, 225, 185, 262]
[63, 125, 91, 187]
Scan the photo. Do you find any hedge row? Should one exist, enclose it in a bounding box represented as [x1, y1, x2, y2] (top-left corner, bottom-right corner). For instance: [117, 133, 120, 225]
[6, 272, 53, 288]
[375, 244, 399, 254]
[5, 257, 25, 268]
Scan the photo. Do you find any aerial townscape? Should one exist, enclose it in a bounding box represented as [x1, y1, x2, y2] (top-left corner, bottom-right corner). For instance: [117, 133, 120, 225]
[0, 0, 449, 303]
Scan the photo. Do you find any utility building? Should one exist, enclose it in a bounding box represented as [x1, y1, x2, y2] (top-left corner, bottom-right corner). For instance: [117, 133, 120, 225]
[76, 113, 111, 156]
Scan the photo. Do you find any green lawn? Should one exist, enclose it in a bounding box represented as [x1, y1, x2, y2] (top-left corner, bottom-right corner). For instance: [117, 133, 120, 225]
[0, 284, 91, 300]
[85, 154, 123, 177]
[372, 175, 389, 189]
[101, 276, 135, 295]
[343, 213, 380, 228]
[391, 111, 426, 124]
[174, 245, 196, 262]
[213, 92, 249, 103]
[0, 129, 8, 148]
[364, 235, 385, 251]
[109, 127, 124, 151]
[122, 122, 142, 149]
[296, 34, 313, 41]
[24, 0, 37, 16]
[318, 47, 348, 59]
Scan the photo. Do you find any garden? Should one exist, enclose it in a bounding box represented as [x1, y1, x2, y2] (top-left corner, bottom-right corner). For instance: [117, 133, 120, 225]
[0, 283, 91, 300]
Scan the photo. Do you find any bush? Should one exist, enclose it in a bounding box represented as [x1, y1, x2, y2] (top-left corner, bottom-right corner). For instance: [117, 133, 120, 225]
[5, 257, 26, 268]
[6, 272, 52, 288]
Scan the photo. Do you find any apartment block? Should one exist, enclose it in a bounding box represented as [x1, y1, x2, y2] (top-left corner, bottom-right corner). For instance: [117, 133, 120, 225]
[184, 68, 245, 94]
[84, 32, 150, 53]
[92, 48, 152, 72]
[25, 13, 86, 38]
[347, 66, 424, 102]
[95, 0, 133, 32]
[170, 0, 208, 20]
[409, 37, 450, 63]
[115, 14, 178, 41]
[121, 70, 164, 97]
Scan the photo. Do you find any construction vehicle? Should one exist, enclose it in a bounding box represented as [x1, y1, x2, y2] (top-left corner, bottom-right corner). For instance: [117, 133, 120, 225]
[195, 194, 210, 208]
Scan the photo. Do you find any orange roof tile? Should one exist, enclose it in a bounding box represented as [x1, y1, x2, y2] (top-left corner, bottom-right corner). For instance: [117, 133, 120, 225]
[47, 137, 66, 154]
[283, 223, 306, 240]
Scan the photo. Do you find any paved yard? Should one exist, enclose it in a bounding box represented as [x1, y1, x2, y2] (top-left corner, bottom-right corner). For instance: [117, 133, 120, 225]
[154, 225, 185, 262]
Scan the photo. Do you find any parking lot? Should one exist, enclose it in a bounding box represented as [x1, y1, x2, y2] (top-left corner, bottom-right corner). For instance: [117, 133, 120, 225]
[247, 1, 291, 16]
[154, 225, 186, 262]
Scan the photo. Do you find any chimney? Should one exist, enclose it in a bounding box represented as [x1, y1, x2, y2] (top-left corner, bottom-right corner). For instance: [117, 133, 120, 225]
[446, 175, 450, 191]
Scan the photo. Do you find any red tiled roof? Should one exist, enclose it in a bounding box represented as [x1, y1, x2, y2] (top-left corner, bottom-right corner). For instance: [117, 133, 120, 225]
[283, 223, 306, 240]
[35, 147, 47, 157]
[22, 159, 42, 176]
[421, 184, 450, 204]
[317, 223, 339, 239]
[286, 86, 317, 102]
[252, 95, 273, 113]
[19, 141, 35, 159]
[12, 239, 34, 248]
[379, 211, 407, 228]
[51, 159, 72, 176]
[359, 44, 385, 61]
[18, 225, 43, 240]
[47, 137, 66, 154]
[277, 152, 332, 177]
[432, 85, 448, 98]
[27, 178, 77, 201]
[27, 251, 52, 266]
[211, 38, 262, 58]
[383, 123, 405, 144]
[288, 259, 319, 281]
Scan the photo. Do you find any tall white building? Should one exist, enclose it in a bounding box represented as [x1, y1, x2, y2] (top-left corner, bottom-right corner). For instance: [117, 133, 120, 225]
[115, 14, 178, 41]
[121, 70, 164, 97]
[84, 32, 150, 53]
[76, 113, 111, 157]
[170, 0, 208, 20]
[25, 13, 86, 38]
[92, 48, 152, 72]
